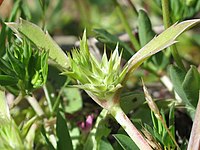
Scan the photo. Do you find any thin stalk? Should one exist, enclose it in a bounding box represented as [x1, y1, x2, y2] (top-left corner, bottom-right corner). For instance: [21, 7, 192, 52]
[126, 0, 138, 16]
[161, 0, 170, 29]
[113, 0, 140, 51]
[187, 94, 200, 150]
[38, 0, 46, 30]
[26, 96, 44, 117]
[52, 79, 70, 114]
[161, 0, 185, 70]
[110, 104, 152, 150]
[43, 84, 53, 113]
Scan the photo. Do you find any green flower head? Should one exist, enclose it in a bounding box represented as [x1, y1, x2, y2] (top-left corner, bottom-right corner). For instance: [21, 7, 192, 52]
[65, 30, 127, 100]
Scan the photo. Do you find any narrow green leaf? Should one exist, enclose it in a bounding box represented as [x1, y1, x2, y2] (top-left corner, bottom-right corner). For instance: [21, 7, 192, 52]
[56, 110, 73, 150]
[0, 58, 16, 75]
[6, 19, 69, 69]
[20, 1, 31, 20]
[138, 9, 155, 47]
[168, 104, 175, 140]
[8, 0, 21, 22]
[0, 75, 18, 86]
[113, 134, 139, 150]
[6, 48, 25, 79]
[127, 19, 200, 74]
[0, 23, 6, 56]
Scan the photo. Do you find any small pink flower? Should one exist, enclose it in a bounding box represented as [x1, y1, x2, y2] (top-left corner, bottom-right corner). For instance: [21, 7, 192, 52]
[77, 114, 94, 133]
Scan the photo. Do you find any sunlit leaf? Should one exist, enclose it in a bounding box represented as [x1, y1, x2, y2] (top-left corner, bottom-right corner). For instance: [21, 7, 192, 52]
[127, 19, 200, 76]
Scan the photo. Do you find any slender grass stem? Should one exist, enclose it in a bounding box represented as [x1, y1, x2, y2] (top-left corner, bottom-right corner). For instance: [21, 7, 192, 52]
[110, 104, 152, 150]
[113, 0, 140, 51]
[52, 79, 70, 114]
[43, 84, 53, 113]
[161, 0, 185, 70]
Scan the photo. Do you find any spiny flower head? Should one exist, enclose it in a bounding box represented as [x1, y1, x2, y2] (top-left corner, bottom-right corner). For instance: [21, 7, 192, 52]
[65, 30, 127, 100]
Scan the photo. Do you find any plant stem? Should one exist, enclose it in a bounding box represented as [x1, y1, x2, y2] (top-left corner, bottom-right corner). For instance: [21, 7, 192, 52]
[161, 0, 170, 29]
[52, 80, 70, 114]
[187, 94, 200, 150]
[43, 84, 53, 113]
[26, 95, 44, 117]
[113, 0, 140, 51]
[161, 0, 185, 70]
[126, 0, 138, 16]
[110, 104, 152, 150]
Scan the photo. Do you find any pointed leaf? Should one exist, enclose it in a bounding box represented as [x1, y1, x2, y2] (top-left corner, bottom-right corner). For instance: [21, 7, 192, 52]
[0, 75, 18, 86]
[138, 9, 155, 47]
[127, 19, 200, 74]
[56, 110, 73, 150]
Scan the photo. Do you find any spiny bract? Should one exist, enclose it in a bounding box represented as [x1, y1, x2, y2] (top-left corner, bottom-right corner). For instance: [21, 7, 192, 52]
[64, 31, 127, 100]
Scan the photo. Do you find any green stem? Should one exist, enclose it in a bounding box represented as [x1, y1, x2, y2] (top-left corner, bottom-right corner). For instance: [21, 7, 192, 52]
[161, 0, 170, 29]
[52, 80, 70, 114]
[113, 0, 140, 51]
[126, 0, 138, 16]
[110, 104, 152, 150]
[38, 0, 46, 30]
[161, 0, 185, 70]
[43, 84, 53, 113]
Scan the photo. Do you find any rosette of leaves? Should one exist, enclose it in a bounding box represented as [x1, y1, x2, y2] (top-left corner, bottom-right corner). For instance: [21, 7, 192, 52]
[64, 31, 128, 102]
[0, 40, 48, 95]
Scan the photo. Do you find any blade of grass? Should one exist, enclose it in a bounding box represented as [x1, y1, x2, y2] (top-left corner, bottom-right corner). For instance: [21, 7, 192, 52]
[56, 110, 73, 150]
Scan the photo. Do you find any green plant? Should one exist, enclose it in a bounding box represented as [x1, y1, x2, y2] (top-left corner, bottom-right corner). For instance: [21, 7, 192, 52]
[0, 0, 200, 149]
